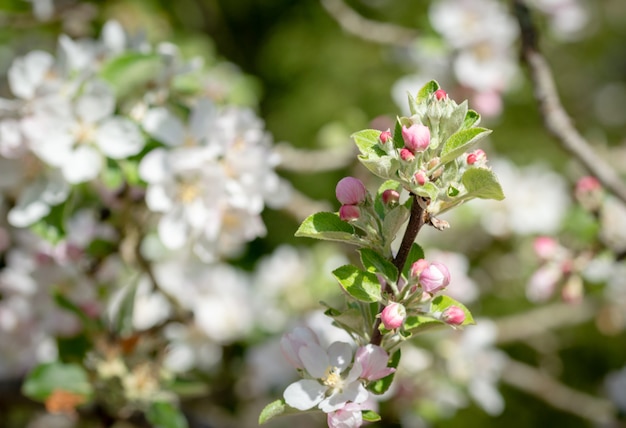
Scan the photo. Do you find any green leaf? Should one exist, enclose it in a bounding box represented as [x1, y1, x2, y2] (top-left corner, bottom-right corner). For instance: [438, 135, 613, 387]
[362, 410, 382, 422]
[324, 306, 365, 336]
[393, 118, 405, 149]
[438, 100, 468, 145]
[359, 248, 398, 283]
[462, 109, 481, 129]
[413, 182, 440, 201]
[462, 168, 505, 201]
[416, 80, 440, 104]
[99, 53, 162, 98]
[351, 129, 382, 156]
[332, 265, 382, 303]
[295, 212, 357, 243]
[111, 281, 138, 336]
[431, 295, 475, 327]
[402, 243, 425, 279]
[358, 154, 397, 180]
[53, 291, 99, 331]
[146, 401, 189, 428]
[382, 205, 409, 249]
[22, 362, 92, 401]
[404, 315, 444, 335]
[259, 399, 287, 425]
[368, 349, 401, 394]
[439, 127, 492, 165]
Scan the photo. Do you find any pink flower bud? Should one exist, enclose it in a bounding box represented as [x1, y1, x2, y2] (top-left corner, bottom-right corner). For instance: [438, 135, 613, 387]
[576, 176, 601, 193]
[382, 189, 400, 205]
[336, 177, 367, 205]
[399, 148, 415, 162]
[409, 259, 429, 279]
[402, 124, 431, 152]
[339, 204, 360, 221]
[355, 344, 396, 381]
[379, 129, 392, 144]
[419, 262, 450, 293]
[441, 305, 465, 326]
[414, 170, 428, 186]
[574, 176, 603, 211]
[466, 149, 486, 165]
[533, 236, 558, 260]
[380, 302, 406, 330]
[434, 89, 447, 100]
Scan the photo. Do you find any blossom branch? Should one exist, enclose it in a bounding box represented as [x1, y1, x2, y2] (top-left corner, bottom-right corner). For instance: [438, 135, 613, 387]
[320, 0, 419, 46]
[512, 0, 626, 205]
[371, 194, 427, 346]
[501, 356, 616, 424]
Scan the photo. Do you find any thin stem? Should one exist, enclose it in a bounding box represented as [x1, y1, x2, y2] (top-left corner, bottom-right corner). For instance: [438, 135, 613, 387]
[512, 0, 626, 205]
[370, 194, 427, 346]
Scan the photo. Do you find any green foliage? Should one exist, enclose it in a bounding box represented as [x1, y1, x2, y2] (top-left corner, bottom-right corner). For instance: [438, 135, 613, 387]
[461, 168, 505, 201]
[99, 53, 162, 98]
[332, 264, 383, 302]
[362, 410, 382, 422]
[439, 127, 492, 165]
[22, 362, 92, 401]
[146, 401, 189, 428]
[295, 212, 359, 244]
[359, 247, 399, 283]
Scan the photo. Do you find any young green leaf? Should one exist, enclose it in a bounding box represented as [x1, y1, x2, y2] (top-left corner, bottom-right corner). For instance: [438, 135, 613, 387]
[351, 129, 382, 156]
[462, 109, 481, 129]
[359, 248, 398, 283]
[439, 127, 492, 165]
[259, 399, 287, 425]
[461, 168, 505, 201]
[416, 80, 440, 104]
[332, 265, 383, 303]
[362, 410, 382, 422]
[295, 212, 358, 244]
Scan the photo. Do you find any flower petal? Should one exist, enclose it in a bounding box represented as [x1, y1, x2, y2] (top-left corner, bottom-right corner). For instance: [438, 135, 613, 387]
[158, 208, 188, 249]
[142, 107, 185, 147]
[327, 342, 353, 372]
[299, 343, 329, 379]
[62, 146, 102, 183]
[283, 379, 326, 411]
[96, 117, 144, 158]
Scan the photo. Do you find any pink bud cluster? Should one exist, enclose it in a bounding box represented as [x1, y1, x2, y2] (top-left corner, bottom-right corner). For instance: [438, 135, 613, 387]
[336, 177, 368, 221]
[410, 259, 451, 294]
[466, 149, 487, 166]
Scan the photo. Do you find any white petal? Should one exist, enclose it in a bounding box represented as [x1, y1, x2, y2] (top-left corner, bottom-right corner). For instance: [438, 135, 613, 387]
[299, 343, 329, 379]
[138, 148, 168, 183]
[283, 379, 326, 411]
[327, 342, 353, 372]
[185, 198, 209, 229]
[319, 382, 368, 413]
[8, 181, 51, 227]
[58, 35, 93, 72]
[142, 107, 185, 146]
[41, 172, 70, 205]
[0, 119, 26, 158]
[102, 21, 126, 54]
[158, 209, 188, 249]
[8, 50, 54, 99]
[76, 80, 115, 123]
[145, 184, 173, 212]
[96, 117, 144, 158]
[62, 146, 102, 183]
[189, 98, 217, 143]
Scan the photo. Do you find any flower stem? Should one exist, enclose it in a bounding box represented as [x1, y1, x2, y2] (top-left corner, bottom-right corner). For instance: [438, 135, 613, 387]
[370, 194, 427, 346]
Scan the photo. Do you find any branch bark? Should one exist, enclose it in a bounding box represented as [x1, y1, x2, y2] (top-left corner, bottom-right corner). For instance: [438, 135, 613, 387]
[512, 0, 626, 205]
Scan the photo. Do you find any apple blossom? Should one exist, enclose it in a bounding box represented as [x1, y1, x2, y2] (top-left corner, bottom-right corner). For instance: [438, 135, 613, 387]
[327, 402, 364, 428]
[441, 305, 466, 326]
[380, 302, 406, 330]
[382, 189, 400, 205]
[419, 262, 451, 293]
[339, 205, 361, 222]
[354, 345, 395, 381]
[401, 123, 431, 152]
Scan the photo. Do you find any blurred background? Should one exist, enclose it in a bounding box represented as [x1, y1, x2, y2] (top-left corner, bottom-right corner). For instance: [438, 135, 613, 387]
[1, 0, 626, 427]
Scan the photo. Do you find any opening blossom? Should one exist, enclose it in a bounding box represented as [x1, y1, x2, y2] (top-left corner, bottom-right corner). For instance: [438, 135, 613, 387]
[411, 259, 451, 294]
[335, 177, 367, 206]
[401, 123, 431, 153]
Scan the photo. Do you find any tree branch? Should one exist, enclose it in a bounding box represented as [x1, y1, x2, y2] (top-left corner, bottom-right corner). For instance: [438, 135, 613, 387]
[511, 0, 626, 205]
[320, 0, 419, 46]
[501, 356, 617, 424]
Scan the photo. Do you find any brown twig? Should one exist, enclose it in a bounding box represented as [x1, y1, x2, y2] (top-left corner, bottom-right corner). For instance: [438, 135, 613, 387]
[371, 194, 427, 346]
[512, 0, 626, 205]
[501, 357, 617, 424]
[320, 0, 419, 46]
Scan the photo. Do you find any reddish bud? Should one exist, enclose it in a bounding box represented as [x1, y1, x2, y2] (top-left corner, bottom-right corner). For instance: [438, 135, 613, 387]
[382, 189, 400, 205]
[379, 129, 392, 144]
[339, 204, 360, 221]
[380, 302, 406, 330]
[414, 170, 428, 186]
[441, 305, 465, 326]
[576, 176, 601, 193]
[466, 149, 486, 165]
[402, 124, 431, 152]
[336, 177, 367, 205]
[399, 148, 415, 162]
[434, 89, 448, 100]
